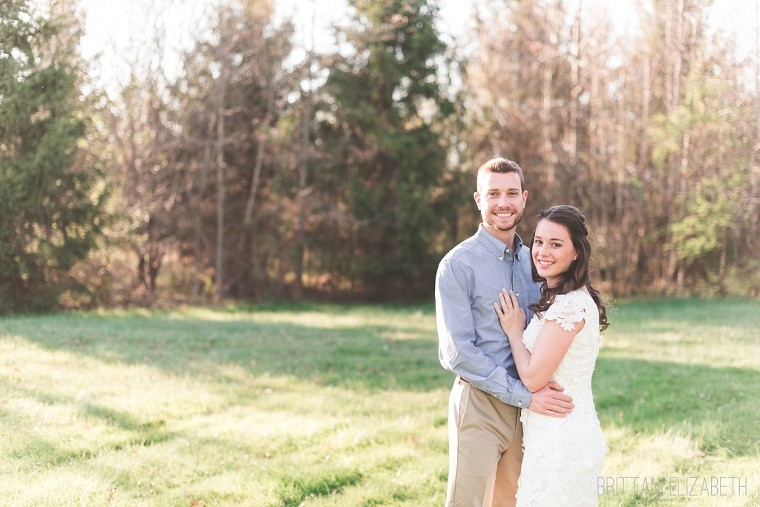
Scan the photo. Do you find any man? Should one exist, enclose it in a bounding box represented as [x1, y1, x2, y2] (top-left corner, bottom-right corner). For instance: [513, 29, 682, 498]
[435, 158, 574, 507]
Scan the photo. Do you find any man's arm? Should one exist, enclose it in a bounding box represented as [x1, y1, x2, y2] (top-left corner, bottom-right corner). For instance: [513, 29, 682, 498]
[529, 383, 574, 417]
[436, 257, 532, 409]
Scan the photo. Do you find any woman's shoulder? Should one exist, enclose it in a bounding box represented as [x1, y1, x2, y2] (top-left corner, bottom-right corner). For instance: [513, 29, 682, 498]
[553, 287, 593, 305]
[546, 288, 594, 326]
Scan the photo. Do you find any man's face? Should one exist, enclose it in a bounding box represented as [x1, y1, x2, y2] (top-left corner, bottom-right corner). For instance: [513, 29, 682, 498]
[474, 171, 528, 235]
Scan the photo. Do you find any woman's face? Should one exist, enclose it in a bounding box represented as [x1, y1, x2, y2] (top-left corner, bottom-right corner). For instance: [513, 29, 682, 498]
[532, 219, 577, 288]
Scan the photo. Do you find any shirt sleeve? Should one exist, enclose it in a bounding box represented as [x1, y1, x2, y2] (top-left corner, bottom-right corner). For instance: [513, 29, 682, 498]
[435, 256, 532, 408]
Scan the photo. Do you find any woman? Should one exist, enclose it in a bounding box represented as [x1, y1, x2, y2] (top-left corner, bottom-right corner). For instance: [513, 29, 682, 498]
[494, 204, 609, 506]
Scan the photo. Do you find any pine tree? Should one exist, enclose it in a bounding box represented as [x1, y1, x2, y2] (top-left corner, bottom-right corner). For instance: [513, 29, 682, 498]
[0, 0, 107, 312]
[315, 0, 453, 300]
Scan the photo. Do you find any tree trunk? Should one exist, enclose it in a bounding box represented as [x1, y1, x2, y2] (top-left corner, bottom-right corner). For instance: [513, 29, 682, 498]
[293, 2, 316, 300]
[215, 59, 227, 301]
[294, 83, 312, 300]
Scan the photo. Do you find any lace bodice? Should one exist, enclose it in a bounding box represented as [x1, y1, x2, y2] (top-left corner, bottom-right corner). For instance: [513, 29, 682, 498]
[521, 289, 602, 408]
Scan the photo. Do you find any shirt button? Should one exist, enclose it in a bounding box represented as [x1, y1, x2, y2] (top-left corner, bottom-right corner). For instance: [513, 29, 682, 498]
[518, 402, 522, 407]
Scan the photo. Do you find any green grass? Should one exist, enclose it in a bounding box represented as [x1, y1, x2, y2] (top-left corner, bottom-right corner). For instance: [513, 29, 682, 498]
[0, 299, 758, 506]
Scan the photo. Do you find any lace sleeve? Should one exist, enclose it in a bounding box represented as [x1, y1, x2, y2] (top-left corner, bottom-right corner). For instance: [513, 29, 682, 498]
[544, 292, 587, 332]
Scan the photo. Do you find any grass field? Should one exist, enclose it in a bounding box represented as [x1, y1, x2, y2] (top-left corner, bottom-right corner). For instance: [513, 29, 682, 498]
[0, 298, 758, 506]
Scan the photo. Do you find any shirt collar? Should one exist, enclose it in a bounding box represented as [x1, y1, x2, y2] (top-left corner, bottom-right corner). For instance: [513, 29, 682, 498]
[475, 224, 525, 261]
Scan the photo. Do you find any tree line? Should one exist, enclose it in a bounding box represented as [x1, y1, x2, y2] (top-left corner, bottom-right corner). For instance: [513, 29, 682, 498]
[1, 0, 758, 312]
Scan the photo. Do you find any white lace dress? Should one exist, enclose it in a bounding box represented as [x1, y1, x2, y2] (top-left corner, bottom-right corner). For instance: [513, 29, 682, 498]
[517, 289, 608, 507]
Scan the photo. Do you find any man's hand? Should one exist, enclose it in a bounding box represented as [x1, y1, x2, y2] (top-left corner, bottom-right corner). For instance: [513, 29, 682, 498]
[528, 382, 574, 417]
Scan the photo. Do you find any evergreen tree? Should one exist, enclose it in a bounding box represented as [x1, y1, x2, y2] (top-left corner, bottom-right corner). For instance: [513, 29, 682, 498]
[0, 0, 106, 312]
[315, 0, 453, 300]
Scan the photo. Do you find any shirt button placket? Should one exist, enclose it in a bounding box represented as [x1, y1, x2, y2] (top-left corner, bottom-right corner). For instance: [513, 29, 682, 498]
[512, 263, 523, 300]
[502, 248, 511, 290]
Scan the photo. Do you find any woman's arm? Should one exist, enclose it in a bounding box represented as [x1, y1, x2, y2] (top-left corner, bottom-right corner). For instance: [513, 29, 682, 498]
[495, 290, 584, 392]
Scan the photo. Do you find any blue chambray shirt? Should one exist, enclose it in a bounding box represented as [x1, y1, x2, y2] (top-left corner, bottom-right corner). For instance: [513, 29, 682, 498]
[435, 224, 542, 408]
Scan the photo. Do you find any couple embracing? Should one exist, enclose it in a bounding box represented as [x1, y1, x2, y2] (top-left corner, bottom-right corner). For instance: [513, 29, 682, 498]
[435, 158, 609, 507]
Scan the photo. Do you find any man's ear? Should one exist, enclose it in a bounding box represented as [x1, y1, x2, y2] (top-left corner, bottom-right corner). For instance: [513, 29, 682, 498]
[473, 191, 481, 210]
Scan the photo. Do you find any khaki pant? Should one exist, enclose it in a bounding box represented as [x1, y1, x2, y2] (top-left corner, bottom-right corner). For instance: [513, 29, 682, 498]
[445, 377, 523, 507]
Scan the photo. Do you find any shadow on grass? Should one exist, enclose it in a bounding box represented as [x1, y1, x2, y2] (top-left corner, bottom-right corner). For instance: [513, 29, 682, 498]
[277, 470, 364, 507]
[0, 308, 450, 393]
[0, 379, 178, 468]
[594, 357, 760, 457]
[3, 304, 759, 460]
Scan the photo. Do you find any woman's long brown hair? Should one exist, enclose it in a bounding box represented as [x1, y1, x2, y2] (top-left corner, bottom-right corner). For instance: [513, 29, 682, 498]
[528, 205, 609, 331]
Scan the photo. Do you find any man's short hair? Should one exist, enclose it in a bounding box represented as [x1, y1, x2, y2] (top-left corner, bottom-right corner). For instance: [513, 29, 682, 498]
[476, 158, 524, 192]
